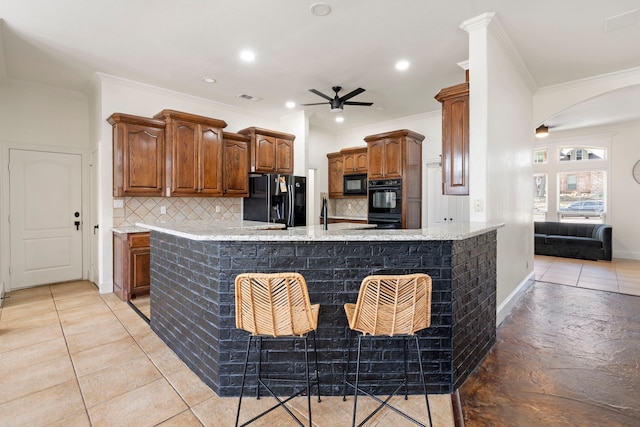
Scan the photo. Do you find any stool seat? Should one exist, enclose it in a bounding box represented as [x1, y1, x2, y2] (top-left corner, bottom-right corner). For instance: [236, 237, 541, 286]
[235, 272, 321, 427]
[343, 273, 433, 427]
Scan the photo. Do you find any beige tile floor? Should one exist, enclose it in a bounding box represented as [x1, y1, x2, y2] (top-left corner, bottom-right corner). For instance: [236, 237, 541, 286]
[0, 281, 454, 426]
[534, 255, 640, 296]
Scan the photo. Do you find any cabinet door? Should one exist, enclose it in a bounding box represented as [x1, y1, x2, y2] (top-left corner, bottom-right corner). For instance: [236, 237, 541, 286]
[223, 139, 249, 196]
[129, 247, 150, 297]
[114, 123, 164, 197]
[275, 138, 293, 174]
[169, 120, 199, 195]
[199, 125, 223, 195]
[367, 140, 385, 179]
[354, 152, 368, 172]
[328, 154, 344, 197]
[254, 134, 276, 173]
[383, 138, 403, 178]
[343, 150, 368, 174]
[442, 95, 469, 195]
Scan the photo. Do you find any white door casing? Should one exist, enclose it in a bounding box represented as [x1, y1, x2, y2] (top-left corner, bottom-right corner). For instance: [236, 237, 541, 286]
[9, 149, 83, 289]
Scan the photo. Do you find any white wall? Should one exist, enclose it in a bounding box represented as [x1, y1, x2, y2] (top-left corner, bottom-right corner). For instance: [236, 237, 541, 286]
[463, 13, 536, 315]
[0, 79, 89, 148]
[0, 78, 90, 292]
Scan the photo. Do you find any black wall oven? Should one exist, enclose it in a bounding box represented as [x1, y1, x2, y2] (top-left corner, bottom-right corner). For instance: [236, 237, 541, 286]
[368, 178, 402, 228]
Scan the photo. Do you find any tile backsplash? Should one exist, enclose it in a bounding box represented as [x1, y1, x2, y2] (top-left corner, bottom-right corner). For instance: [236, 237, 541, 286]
[331, 198, 368, 218]
[113, 197, 242, 228]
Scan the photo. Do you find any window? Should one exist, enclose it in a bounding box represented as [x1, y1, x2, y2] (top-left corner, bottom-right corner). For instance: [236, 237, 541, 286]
[559, 147, 606, 161]
[534, 148, 547, 164]
[558, 171, 606, 223]
[533, 173, 547, 222]
[534, 137, 609, 224]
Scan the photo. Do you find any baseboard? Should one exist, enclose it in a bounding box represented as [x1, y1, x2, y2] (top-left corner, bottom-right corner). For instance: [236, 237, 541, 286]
[496, 271, 535, 326]
[613, 251, 640, 261]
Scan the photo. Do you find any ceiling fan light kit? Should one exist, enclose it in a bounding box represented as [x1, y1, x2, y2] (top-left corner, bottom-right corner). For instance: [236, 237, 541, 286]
[302, 86, 373, 113]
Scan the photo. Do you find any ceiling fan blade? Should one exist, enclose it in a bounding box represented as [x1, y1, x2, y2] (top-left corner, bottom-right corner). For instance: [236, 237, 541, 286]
[308, 89, 333, 101]
[339, 87, 365, 102]
[344, 101, 374, 106]
[301, 102, 330, 106]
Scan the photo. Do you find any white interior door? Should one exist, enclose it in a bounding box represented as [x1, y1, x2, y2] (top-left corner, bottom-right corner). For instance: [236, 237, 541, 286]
[9, 149, 83, 289]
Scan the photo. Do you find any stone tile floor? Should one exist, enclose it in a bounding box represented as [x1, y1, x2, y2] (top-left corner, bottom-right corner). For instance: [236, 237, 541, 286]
[0, 281, 453, 426]
[460, 255, 640, 426]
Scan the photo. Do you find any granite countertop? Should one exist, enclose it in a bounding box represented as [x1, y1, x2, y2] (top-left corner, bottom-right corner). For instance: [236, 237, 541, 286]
[112, 226, 150, 234]
[136, 219, 504, 242]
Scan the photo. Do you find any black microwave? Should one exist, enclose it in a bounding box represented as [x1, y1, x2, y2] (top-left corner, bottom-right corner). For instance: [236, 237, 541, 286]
[343, 173, 367, 195]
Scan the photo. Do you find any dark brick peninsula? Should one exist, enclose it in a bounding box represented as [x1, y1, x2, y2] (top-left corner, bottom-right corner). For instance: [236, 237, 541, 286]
[140, 220, 501, 397]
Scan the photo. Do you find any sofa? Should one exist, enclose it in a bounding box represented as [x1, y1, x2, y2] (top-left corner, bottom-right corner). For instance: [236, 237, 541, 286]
[534, 222, 612, 261]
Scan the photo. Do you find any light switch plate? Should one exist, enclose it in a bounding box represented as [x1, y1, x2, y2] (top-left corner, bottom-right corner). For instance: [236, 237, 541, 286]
[113, 199, 124, 208]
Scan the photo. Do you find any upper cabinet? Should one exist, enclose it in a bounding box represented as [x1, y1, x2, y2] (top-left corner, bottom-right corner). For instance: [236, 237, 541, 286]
[365, 130, 423, 180]
[238, 127, 295, 174]
[154, 110, 227, 197]
[108, 113, 166, 197]
[222, 132, 250, 197]
[327, 152, 344, 198]
[435, 82, 469, 195]
[342, 147, 368, 174]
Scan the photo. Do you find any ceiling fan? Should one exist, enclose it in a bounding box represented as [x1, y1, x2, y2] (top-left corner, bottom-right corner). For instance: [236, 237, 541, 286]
[302, 86, 373, 112]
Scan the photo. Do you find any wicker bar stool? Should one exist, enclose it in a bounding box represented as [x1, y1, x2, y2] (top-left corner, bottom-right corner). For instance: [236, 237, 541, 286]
[234, 272, 321, 427]
[342, 273, 433, 427]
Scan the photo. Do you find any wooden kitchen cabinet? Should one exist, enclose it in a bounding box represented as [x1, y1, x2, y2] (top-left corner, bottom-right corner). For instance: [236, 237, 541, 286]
[435, 82, 469, 195]
[327, 152, 344, 198]
[365, 129, 424, 229]
[154, 110, 228, 197]
[113, 231, 150, 302]
[108, 113, 166, 197]
[342, 147, 368, 174]
[365, 135, 404, 179]
[222, 132, 250, 197]
[238, 127, 295, 174]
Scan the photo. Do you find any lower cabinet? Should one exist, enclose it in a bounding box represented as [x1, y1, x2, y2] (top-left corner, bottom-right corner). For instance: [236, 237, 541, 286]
[113, 231, 150, 301]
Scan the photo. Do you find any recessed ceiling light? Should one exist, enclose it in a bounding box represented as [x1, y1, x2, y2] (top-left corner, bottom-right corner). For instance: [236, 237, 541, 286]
[395, 60, 410, 71]
[310, 2, 332, 16]
[240, 50, 255, 62]
[285, 101, 296, 109]
[335, 116, 344, 123]
[202, 77, 216, 83]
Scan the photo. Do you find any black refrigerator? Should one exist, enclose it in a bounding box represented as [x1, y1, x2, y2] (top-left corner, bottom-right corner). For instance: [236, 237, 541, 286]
[243, 174, 306, 227]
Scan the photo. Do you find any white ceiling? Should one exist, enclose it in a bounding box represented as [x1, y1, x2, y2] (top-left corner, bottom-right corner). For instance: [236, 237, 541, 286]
[1, 0, 640, 132]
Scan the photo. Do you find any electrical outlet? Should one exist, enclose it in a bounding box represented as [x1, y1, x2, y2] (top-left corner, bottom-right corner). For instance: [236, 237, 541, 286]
[113, 199, 124, 208]
[160, 206, 167, 214]
[348, 203, 352, 210]
[215, 205, 221, 213]
[473, 199, 483, 212]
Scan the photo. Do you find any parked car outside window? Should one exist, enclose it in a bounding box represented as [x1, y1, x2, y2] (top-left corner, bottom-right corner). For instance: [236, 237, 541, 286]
[559, 200, 604, 218]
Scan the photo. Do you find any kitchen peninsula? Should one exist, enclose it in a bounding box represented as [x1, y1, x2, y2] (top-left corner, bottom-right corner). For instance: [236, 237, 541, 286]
[140, 220, 502, 397]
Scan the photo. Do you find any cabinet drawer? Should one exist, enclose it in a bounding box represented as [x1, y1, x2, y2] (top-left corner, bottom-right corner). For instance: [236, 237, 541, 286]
[129, 233, 150, 248]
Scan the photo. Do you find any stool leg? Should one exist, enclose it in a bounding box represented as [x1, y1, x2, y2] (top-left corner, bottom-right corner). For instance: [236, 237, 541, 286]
[235, 335, 253, 427]
[304, 336, 312, 427]
[413, 335, 433, 427]
[312, 331, 321, 402]
[342, 330, 353, 401]
[256, 337, 263, 400]
[403, 336, 409, 400]
[351, 334, 363, 427]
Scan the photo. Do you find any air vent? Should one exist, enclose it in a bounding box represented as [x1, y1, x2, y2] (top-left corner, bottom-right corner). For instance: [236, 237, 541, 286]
[237, 94, 262, 102]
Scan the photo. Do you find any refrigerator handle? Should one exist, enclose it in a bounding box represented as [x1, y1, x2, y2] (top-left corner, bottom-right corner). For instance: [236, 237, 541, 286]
[288, 184, 294, 226]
